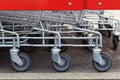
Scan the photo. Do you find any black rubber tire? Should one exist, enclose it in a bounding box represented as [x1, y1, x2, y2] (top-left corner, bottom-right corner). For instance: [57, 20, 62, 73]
[11, 53, 31, 72]
[52, 54, 71, 72]
[23, 40, 35, 52]
[93, 54, 112, 72]
[49, 39, 68, 53]
[112, 36, 119, 50]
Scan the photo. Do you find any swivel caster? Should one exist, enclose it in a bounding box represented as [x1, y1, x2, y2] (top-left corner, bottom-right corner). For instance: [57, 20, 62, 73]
[11, 53, 31, 72]
[52, 54, 71, 72]
[93, 54, 112, 72]
[112, 35, 119, 50]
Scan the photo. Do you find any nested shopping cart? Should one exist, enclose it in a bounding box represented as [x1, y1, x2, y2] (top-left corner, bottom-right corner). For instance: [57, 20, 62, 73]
[81, 10, 120, 50]
[0, 11, 112, 72]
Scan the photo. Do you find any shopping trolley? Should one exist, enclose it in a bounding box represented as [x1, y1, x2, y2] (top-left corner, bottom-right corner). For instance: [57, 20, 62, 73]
[0, 11, 111, 72]
[82, 10, 120, 50]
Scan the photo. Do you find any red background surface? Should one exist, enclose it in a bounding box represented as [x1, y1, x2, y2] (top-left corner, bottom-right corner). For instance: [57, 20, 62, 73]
[87, 0, 120, 10]
[0, 0, 84, 10]
[0, 0, 120, 10]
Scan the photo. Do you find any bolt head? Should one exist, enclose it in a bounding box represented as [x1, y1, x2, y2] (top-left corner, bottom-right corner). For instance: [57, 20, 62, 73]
[98, 2, 102, 6]
[68, 2, 72, 6]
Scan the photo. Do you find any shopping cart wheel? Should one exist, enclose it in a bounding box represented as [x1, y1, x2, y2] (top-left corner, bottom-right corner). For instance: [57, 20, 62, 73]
[11, 53, 31, 72]
[49, 39, 68, 52]
[23, 40, 35, 52]
[93, 54, 112, 72]
[52, 54, 71, 72]
[112, 35, 119, 50]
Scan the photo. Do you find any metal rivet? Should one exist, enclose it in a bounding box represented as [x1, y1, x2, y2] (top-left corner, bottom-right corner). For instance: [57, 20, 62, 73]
[68, 2, 72, 6]
[98, 2, 102, 6]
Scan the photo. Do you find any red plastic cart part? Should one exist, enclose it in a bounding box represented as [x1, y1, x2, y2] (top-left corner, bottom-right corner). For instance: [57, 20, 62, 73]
[0, 0, 120, 10]
[87, 0, 120, 10]
[0, 0, 84, 10]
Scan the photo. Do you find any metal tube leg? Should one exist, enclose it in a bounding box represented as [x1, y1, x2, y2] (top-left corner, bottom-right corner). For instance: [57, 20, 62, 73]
[10, 47, 23, 65]
[51, 47, 62, 65]
[92, 47, 105, 65]
[87, 33, 94, 45]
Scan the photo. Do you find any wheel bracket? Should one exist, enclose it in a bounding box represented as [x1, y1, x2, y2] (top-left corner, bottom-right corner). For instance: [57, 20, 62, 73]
[51, 47, 62, 65]
[93, 47, 105, 65]
[10, 48, 23, 65]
